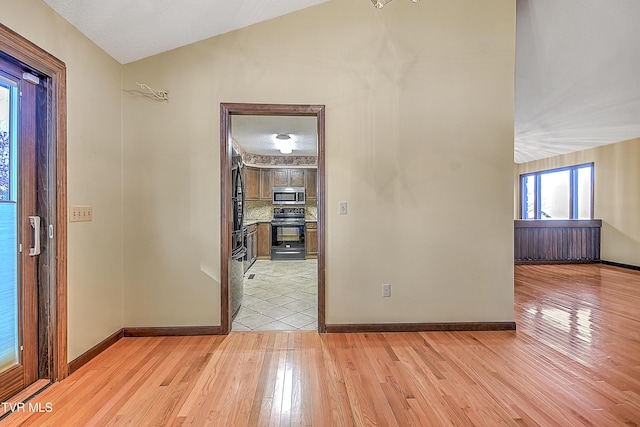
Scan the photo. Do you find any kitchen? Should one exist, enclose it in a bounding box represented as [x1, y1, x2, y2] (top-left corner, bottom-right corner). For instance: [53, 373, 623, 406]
[230, 115, 319, 332]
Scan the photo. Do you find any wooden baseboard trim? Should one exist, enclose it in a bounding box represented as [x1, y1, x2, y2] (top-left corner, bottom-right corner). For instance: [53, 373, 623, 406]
[123, 326, 224, 337]
[68, 328, 124, 375]
[601, 260, 640, 272]
[515, 259, 599, 265]
[325, 322, 516, 333]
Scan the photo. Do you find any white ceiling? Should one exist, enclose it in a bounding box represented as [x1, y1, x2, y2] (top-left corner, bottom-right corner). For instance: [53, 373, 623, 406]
[515, 0, 640, 163]
[231, 116, 318, 157]
[42, 0, 329, 65]
[42, 0, 640, 163]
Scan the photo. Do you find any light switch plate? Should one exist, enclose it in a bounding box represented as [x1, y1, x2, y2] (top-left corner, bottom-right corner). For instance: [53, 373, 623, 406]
[70, 205, 92, 222]
[382, 283, 391, 297]
[339, 201, 348, 215]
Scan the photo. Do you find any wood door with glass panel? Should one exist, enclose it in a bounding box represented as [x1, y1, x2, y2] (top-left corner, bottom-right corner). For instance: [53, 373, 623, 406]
[0, 56, 39, 401]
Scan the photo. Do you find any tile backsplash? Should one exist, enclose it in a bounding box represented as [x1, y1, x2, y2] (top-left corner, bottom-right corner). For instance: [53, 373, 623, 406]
[245, 200, 317, 221]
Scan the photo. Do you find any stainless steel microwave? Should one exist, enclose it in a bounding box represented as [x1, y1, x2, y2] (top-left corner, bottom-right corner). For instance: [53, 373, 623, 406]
[272, 187, 305, 205]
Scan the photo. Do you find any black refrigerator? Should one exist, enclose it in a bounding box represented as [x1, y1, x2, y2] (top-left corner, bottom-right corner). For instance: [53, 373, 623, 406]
[230, 149, 245, 319]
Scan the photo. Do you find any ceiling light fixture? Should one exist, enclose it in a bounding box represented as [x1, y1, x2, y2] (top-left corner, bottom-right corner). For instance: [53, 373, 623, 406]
[274, 134, 294, 154]
[371, 0, 418, 8]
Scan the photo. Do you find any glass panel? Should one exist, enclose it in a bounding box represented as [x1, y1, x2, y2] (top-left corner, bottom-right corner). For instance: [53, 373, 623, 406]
[0, 80, 19, 373]
[522, 175, 535, 219]
[540, 170, 570, 219]
[577, 166, 592, 219]
[277, 226, 301, 242]
[1, 84, 11, 201]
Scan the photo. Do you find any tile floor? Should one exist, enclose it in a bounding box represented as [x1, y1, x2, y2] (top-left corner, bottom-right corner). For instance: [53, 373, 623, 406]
[232, 259, 318, 331]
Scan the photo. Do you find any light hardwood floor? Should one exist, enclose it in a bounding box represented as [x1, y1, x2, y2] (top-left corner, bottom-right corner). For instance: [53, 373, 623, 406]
[2, 264, 640, 426]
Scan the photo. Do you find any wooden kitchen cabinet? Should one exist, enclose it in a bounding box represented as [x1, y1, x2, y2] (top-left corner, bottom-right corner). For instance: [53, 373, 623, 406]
[273, 169, 289, 187]
[289, 169, 305, 186]
[259, 169, 272, 200]
[273, 168, 305, 187]
[305, 222, 318, 257]
[257, 222, 271, 257]
[305, 169, 317, 200]
[244, 167, 260, 200]
[253, 167, 315, 200]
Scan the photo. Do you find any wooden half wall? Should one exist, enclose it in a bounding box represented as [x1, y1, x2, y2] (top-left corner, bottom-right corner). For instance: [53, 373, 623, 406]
[515, 220, 602, 264]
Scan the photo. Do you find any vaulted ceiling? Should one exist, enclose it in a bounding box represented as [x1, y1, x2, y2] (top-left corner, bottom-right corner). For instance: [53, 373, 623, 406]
[514, 0, 640, 163]
[42, 0, 640, 163]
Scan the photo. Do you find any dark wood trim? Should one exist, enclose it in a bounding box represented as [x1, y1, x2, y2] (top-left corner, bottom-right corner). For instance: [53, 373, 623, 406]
[601, 260, 640, 272]
[123, 326, 224, 337]
[220, 103, 324, 117]
[220, 104, 231, 334]
[19, 66, 39, 387]
[68, 329, 124, 375]
[325, 322, 516, 333]
[0, 24, 68, 382]
[515, 259, 599, 265]
[316, 107, 326, 333]
[36, 79, 52, 380]
[220, 103, 326, 334]
[514, 219, 602, 228]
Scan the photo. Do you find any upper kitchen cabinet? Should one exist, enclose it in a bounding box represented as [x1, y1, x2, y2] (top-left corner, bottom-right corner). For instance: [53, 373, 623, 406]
[273, 169, 287, 187]
[290, 169, 305, 187]
[259, 169, 272, 200]
[273, 169, 305, 187]
[244, 167, 260, 200]
[305, 169, 317, 200]
[245, 166, 271, 201]
[246, 167, 317, 201]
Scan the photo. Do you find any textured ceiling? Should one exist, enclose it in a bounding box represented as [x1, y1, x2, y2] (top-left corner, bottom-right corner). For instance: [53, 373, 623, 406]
[515, 0, 640, 163]
[41, 0, 640, 163]
[42, 0, 329, 64]
[231, 116, 318, 157]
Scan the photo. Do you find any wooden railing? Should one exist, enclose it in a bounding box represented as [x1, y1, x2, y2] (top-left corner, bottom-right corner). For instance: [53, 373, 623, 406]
[514, 220, 602, 264]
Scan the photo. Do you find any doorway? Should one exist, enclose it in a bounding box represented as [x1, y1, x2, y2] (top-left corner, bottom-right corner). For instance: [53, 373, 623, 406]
[0, 24, 68, 402]
[220, 103, 325, 334]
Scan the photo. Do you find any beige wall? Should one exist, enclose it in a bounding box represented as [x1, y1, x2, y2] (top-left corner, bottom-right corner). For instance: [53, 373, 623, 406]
[1, 0, 517, 361]
[2, 0, 124, 360]
[515, 138, 640, 267]
[122, 0, 516, 326]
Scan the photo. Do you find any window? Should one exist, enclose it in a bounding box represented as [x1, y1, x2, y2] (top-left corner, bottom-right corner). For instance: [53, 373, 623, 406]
[0, 76, 18, 374]
[520, 163, 593, 220]
[0, 80, 17, 201]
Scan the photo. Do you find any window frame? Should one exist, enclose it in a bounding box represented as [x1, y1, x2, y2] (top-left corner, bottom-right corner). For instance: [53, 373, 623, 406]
[519, 162, 594, 220]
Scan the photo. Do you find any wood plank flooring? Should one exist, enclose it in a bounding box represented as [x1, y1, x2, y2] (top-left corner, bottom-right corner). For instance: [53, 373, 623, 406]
[2, 264, 639, 426]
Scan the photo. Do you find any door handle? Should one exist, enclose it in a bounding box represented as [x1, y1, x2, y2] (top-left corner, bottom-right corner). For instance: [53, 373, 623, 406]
[29, 216, 41, 256]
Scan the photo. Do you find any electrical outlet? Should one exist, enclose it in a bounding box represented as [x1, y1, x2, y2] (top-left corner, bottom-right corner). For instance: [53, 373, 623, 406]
[70, 205, 93, 222]
[382, 283, 391, 297]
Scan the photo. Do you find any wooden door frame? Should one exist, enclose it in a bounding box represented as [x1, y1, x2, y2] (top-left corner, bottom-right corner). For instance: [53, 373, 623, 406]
[220, 103, 326, 333]
[0, 24, 68, 381]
